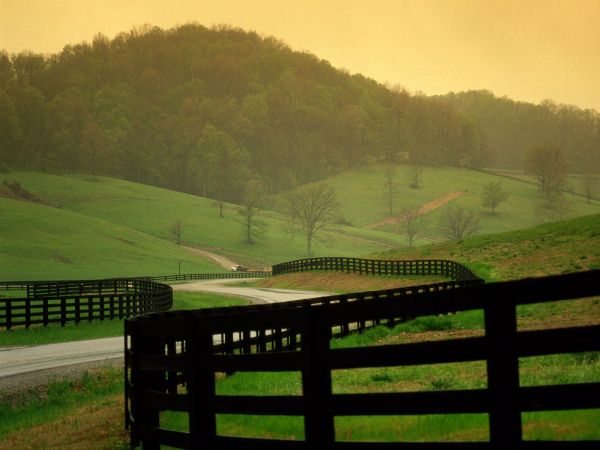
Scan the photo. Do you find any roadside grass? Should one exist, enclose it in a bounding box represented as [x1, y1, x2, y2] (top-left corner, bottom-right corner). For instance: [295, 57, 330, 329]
[0, 364, 127, 448]
[1, 172, 404, 270]
[0, 292, 249, 347]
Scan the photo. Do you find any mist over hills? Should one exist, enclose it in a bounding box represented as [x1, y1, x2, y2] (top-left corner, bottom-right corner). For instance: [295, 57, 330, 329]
[1, 23, 598, 204]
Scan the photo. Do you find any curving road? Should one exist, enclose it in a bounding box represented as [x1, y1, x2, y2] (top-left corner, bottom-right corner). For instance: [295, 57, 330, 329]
[0, 279, 330, 381]
[171, 278, 330, 304]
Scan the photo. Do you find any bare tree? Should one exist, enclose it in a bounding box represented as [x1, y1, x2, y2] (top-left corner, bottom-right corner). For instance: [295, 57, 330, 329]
[238, 179, 267, 244]
[408, 160, 423, 189]
[439, 206, 480, 240]
[526, 143, 569, 222]
[525, 143, 567, 199]
[401, 208, 422, 247]
[481, 180, 509, 215]
[170, 219, 183, 245]
[538, 192, 571, 222]
[383, 164, 400, 215]
[287, 183, 339, 256]
[580, 171, 599, 203]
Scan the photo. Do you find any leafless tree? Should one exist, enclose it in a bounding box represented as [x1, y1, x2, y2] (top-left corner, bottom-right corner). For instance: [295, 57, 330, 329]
[383, 164, 400, 215]
[238, 179, 268, 244]
[408, 160, 423, 189]
[439, 206, 480, 240]
[287, 182, 339, 256]
[580, 171, 599, 203]
[481, 180, 509, 215]
[401, 208, 422, 247]
[171, 219, 183, 245]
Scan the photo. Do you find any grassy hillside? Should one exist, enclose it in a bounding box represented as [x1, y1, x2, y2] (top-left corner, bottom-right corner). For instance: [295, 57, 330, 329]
[374, 213, 600, 282]
[318, 164, 599, 243]
[0, 196, 221, 280]
[0, 172, 404, 276]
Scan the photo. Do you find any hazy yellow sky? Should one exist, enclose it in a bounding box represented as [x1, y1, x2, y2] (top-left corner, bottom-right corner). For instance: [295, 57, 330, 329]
[1, 0, 599, 111]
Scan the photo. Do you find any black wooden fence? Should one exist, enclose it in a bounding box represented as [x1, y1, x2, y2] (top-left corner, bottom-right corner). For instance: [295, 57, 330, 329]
[0, 278, 172, 330]
[125, 269, 599, 449]
[0, 272, 273, 330]
[272, 257, 481, 281]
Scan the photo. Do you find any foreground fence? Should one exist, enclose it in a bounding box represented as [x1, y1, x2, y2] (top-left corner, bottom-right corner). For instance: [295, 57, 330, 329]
[0, 278, 172, 330]
[272, 257, 481, 281]
[125, 269, 599, 449]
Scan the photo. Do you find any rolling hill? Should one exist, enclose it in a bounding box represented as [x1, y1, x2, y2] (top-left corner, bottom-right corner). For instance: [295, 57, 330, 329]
[0, 172, 404, 279]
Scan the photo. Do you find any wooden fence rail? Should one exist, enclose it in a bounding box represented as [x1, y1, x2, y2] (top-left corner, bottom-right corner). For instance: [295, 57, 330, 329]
[125, 268, 600, 449]
[272, 257, 481, 281]
[0, 278, 172, 330]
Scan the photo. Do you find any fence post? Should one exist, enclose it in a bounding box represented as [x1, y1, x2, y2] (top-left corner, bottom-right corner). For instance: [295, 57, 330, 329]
[60, 297, 66, 327]
[130, 330, 164, 450]
[188, 331, 217, 449]
[5, 300, 11, 330]
[301, 307, 334, 447]
[485, 299, 522, 445]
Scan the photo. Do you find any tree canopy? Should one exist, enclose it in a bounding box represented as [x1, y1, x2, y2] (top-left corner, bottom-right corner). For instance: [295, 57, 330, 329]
[0, 25, 597, 205]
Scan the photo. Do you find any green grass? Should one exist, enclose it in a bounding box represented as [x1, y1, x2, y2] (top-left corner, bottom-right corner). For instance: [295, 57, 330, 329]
[373, 212, 600, 281]
[0, 291, 249, 347]
[0, 195, 222, 280]
[295, 164, 599, 243]
[1, 172, 405, 274]
[0, 364, 124, 439]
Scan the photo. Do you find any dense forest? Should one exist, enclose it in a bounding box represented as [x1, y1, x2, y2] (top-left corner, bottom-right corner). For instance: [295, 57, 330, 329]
[0, 24, 598, 203]
[441, 90, 600, 172]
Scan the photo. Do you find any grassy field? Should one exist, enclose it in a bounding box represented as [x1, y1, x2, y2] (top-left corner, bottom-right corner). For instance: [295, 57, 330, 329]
[0, 172, 404, 274]
[2, 166, 597, 280]
[373, 212, 600, 282]
[1, 170, 598, 448]
[284, 164, 599, 243]
[0, 195, 222, 280]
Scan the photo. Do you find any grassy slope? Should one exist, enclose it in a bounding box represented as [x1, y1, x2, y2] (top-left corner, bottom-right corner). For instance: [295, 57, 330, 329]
[319, 164, 599, 243]
[1, 173, 403, 271]
[0, 196, 221, 280]
[256, 213, 600, 292]
[372, 212, 600, 282]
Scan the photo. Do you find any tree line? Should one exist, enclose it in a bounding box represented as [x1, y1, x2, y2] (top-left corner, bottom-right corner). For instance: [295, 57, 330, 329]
[441, 90, 600, 174]
[2, 23, 487, 204]
[1, 24, 597, 207]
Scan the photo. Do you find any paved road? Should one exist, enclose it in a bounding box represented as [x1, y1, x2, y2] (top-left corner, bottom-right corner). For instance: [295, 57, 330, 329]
[171, 278, 329, 304]
[0, 279, 330, 380]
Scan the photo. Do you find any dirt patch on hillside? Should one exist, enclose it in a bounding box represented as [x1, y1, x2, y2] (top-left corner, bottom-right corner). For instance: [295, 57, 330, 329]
[366, 191, 465, 229]
[53, 255, 73, 264]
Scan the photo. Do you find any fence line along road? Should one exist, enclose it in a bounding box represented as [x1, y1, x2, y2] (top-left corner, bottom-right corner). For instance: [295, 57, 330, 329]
[1, 258, 476, 330]
[125, 269, 600, 449]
